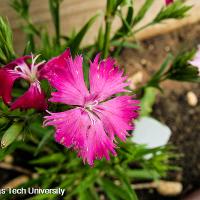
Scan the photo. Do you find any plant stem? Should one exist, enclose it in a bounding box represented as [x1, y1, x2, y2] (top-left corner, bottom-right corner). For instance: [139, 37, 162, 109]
[0, 162, 33, 176]
[102, 0, 113, 58]
[49, 0, 61, 47]
[134, 22, 154, 34]
[103, 20, 112, 58]
[132, 181, 157, 190]
[54, 3, 60, 46]
[27, 33, 35, 52]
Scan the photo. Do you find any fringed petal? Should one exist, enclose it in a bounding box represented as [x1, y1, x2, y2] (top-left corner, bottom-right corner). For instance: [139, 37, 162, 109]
[11, 82, 47, 110]
[44, 108, 116, 166]
[94, 96, 140, 141]
[79, 118, 116, 166]
[89, 54, 129, 102]
[0, 69, 20, 104]
[40, 48, 71, 79]
[4, 55, 31, 69]
[46, 51, 89, 106]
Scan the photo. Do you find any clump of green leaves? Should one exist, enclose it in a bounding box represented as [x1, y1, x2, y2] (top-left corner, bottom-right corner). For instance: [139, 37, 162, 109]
[10, 0, 40, 52]
[167, 50, 200, 82]
[10, 0, 30, 19]
[133, 0, 154, 25]
[139, 50, 200, 116]
[0, 17, 16, 64]
[49, 0, 62, 46]
[154, 0, 191, 23]
[146, 50, 200, 89]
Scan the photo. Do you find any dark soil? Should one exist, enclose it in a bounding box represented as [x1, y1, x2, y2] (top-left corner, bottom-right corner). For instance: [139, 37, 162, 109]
[121, 21, 200, 199]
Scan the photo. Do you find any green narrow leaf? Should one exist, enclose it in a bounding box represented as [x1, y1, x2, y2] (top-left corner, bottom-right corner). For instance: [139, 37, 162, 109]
[0, 117, 8, 127]
[27, 193, 58, 200]
[151, 53, 173, 81]
[133, 0, 154, 25]
[169, 66, 200, 82]
[88, 186, 99, 200]
[173, 50, 195, 69]
[75, 170, 98, 193]
[99, 178, 130, 200]
[23, 41, 31, 55]
[111, 40, 139, 49]
[49, 0, 61, 46]
[69, 14, 99, 55]
[115, 166, 138, 200]
[30, 153, 65, 164]
[1, 122, 23, 148]
[78, 189, 94, 200]
[0, 141, 22, 161]
[0, 17, 16, 64]
[34, 130, 54, 156]
[167, 50, 200, 83]
[39, 30, 54, 59]
[112, 2, 134, 39]
[96, 25, 104, 51]
[121, 0, 132, 7]
[10, 0, 40, 38]
[10, 0, 30, 19]
[154, 0, 191, 23]
[125, 169, 160, 180]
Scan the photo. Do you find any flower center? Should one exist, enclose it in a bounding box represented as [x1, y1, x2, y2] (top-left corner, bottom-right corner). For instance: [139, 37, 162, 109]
[14, 54, 45, 84]
[84, 100, 98, 111]
[83, 100, 99, 125]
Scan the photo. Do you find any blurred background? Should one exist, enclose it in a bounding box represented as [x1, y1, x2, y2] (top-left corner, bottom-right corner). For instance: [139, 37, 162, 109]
[1, 0, 200, 53]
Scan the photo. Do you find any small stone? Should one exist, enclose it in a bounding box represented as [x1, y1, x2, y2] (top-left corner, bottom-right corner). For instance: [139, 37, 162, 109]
[32, 173, 39, 179]
[157, 180, 183, 196]
[164, 46, 171, 52]
[114, 180, 121, 186]
[149, 44, 155, 50]
[4, 155, 14, 164]
[140, 58, 147, 66]
[187, 91, 198, 106]
[100, 195, 105, 200]
[128, 71, 143, 90]
[2, 175, 29, 189]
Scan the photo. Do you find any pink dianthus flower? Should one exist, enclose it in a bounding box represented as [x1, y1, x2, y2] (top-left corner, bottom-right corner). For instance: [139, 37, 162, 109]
[165, 0, 174, 5]
[44, 49, 139, 166]
[189, 46, 200, 75]
[0, 55, 48, 110]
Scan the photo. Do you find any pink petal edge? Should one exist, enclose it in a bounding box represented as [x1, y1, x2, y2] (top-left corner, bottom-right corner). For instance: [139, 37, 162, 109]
[11, 82, 48, 110]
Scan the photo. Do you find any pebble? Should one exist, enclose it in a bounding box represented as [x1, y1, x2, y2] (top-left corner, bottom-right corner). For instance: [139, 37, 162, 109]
[186, 91, 198, 106]
[128, 71, 143, 90]
[164, 46, 171, 52]
[140, 59, 147, 66]
[149, 44, 155, 50]
[156, 180, 183, 196]
[4, 155, 14, 164]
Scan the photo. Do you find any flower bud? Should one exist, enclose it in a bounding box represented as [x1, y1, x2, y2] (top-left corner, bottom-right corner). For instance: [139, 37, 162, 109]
[1, 122, 23, 148]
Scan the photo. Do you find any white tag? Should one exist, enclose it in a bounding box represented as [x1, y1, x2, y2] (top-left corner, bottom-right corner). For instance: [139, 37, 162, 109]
[132, 117, 172, 148]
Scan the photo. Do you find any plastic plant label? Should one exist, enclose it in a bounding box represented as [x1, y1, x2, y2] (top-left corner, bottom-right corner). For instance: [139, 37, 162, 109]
[132, 117, 172, 148]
